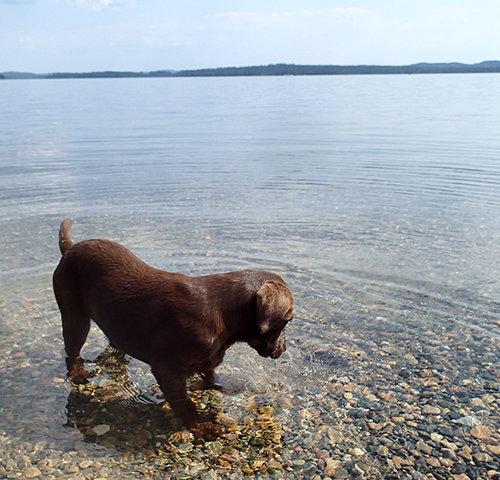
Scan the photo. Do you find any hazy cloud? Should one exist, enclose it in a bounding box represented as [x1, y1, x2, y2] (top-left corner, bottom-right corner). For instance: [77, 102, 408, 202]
[76, 0, 135, 12]
[0, 0, 37, 3]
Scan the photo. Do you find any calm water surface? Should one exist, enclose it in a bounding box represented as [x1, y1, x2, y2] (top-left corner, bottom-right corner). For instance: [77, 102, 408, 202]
[1, 74, 500, 479]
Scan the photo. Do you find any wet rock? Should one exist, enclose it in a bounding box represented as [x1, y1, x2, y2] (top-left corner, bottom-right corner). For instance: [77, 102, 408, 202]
[92, 424, 110, 436]
[487, 445, 500, 456]
[325, 459, 341, 476]
[474, 452, 492, 463]
[471, 426, 492, 439]
[23, 467, 41, 478]
[334, 466, 349, 478]
[78, 460, 94, 469]
[178, 442, 193, 453]
[427, 457, 441, 467]
[65, 464, 80, 474]
[416, 441, 433, 455]
[423, 405, 442, 415]
[455, 416, 481, 427]
[377, 445, 389, 457]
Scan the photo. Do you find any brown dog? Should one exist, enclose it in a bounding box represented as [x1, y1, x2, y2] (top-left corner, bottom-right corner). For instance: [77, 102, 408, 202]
[53, 219, 294, 432]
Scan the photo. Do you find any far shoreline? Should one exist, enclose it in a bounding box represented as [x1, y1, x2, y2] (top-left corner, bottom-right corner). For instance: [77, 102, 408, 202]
[2, 60, 500, 80]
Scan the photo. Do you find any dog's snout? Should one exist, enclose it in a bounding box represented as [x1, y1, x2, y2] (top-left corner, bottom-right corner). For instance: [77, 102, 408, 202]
[271, 332, 286, 359]
[270, 341, 286, 359]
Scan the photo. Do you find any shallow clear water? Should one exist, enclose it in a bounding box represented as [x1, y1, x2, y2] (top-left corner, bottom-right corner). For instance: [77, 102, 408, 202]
[1, 74, 500, 479]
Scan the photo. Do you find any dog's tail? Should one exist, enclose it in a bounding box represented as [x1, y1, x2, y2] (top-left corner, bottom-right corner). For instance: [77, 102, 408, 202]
[59, 218, 75, 255]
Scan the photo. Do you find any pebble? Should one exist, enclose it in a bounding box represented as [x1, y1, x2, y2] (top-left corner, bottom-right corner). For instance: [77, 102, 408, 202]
[324, 459, 341, 476]
[178, 442, 193, 453]
[487, 445, 500, 455]
[473, 452, 492, 463]
[471, 425, 492, 439]
[455, 415, 481, 427]
[423, 405, 442, 415]
[417, 441, 433, 455]
[427, 457, 441, 467]
[79, 460, 94, 469]
[23, 467, 41, 478]
[92, 424, 110, 436]
[377, 445, 389, 457]
[65, 464, 80, 474]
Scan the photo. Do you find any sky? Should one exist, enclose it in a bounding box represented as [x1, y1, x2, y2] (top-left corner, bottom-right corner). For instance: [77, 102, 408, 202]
[1, 0, 499, 73]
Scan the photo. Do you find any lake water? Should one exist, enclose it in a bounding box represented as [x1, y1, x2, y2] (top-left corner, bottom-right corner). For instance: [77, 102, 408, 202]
[1, 74, 500, 479]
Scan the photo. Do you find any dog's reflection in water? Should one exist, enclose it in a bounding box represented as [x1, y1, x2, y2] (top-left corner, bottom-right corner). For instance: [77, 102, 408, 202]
[64, 344, 195, 450]
[65, 345, 288, 477]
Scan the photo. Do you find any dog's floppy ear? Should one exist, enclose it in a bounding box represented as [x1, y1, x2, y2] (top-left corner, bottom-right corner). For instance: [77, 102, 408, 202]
[256, 280, 294, 334]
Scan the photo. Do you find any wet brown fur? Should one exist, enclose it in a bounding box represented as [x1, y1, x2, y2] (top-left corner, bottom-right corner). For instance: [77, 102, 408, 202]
[53, 219, 293, 433]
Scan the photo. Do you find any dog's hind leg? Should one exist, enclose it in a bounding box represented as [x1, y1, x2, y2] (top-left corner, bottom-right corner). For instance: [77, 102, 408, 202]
[53, 267, 93, 383]
[62, 311, 93, 384]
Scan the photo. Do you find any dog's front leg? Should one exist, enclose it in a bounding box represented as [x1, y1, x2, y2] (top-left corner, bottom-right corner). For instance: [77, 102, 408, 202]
[151, 368, 196, 422]
[152, 366, 220, 439]
[200, 367, 223, 390]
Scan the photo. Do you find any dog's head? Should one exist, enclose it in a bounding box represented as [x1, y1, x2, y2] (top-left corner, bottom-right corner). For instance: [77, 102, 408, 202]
[248, 280, 294, 359]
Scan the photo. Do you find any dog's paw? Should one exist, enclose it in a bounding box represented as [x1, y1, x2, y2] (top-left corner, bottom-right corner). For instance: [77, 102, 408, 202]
[67, 364, 94, 384]
[191, 422, 222, 441]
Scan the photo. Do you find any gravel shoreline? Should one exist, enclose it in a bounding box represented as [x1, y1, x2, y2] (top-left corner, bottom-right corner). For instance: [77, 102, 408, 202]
[1, 274, 499, 480]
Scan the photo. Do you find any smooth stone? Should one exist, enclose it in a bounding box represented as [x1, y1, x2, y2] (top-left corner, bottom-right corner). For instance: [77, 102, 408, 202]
[23, 467, 41, 479]
[220, 454, 238, 464]
[79, 460, 93, 469]
[454, 416, 480, 427]
[267, 460, 282, 470]
[416, 441, 433, 455]
[423, 406, 442, 415]
[441, 448, 458, 460]
[377, 446, 389, 457]
[328, 428, 342, 443]
[92, 425, 110, 436]
[474, 452, 492, 463]
[487, 445, 500, 455]
[65, 464, 79, 474]
[324, 459, 341, 476]
[469, 398, 486, 409]
[334, 467, 349, 479]
[178, 442, 193, 454]
[392, 456, 405, 469]
[471, 426, 492, 439]
[427, 458, 441, 467]
[189, 463, 206, 475]
[441, 439, 458, 451]
[431, 433, 443, 442]
[352, 448, 364, 457]
[205, 441, 223, 453]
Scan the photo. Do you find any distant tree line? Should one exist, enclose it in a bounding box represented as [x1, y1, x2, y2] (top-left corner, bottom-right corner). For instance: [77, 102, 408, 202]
[173, 61, 500, 77]
[6, 61, 500, 80]
[0, 74, 6, 80]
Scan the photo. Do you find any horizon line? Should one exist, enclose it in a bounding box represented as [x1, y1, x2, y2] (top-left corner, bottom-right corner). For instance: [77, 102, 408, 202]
[2, 60, 500, 78]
